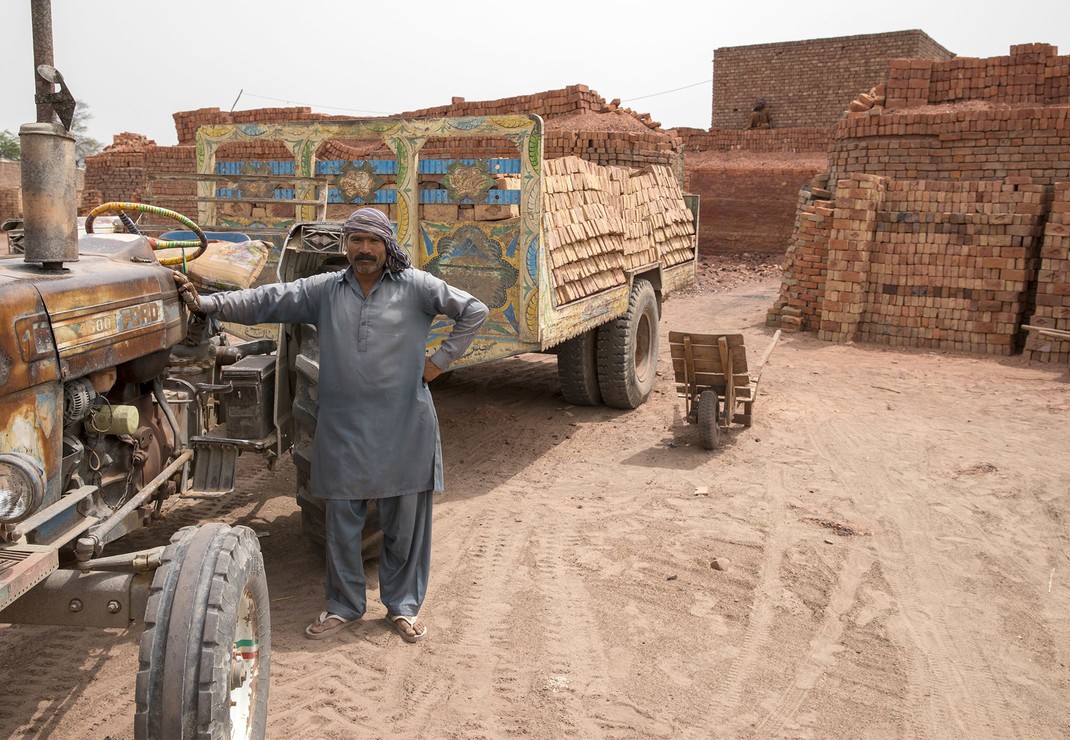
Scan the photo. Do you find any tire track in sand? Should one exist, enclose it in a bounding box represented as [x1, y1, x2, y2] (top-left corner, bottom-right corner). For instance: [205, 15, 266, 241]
[803, 407, 1026, 739]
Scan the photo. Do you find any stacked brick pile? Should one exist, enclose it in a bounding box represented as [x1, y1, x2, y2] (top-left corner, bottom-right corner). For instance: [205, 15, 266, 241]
[830, 105, 1070, 185]
[141, 145, 197, 227]
[404, 85, 603, 121]
[542, 157, 696, 305]
[0, 189, 20, 222]
[401, 85, 665, 133]
[767, 177, 835, 330]
[544, 129, 676, 169]
[1024, 182, 1070, 363]
[173, 107, 325, 146]
[543, 157, 627, 304]
[624, 165, 697, 268]
[84, 85, 683, 228]
[885, 44, 1070, 109]
[0, 160, 20, 220]
[808, 174, 1047, 355]
[80, 132, 156, 211]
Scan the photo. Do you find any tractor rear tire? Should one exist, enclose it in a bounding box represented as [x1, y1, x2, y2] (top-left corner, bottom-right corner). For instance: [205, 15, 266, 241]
[557, 329, 602, 406]
[596, 279, 660, 409]
[135, 523, 270, 740]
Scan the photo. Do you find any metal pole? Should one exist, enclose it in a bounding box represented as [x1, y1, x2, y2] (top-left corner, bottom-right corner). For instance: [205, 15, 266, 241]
[30, 0, 55, 124]
[78, 449, 194, 557]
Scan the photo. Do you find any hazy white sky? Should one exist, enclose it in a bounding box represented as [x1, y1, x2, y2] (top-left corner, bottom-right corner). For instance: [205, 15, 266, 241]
[2, 0, 1068, 148]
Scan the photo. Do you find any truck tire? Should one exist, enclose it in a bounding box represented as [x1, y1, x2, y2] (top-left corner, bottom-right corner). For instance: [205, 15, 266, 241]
[135, 523, 270, 740]
[556, 329, 602, 406]
[596, 279, 660, 409]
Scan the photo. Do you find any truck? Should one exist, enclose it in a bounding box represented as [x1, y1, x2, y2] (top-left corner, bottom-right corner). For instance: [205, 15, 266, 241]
[1, 3, 698, 739]
[187, 116, 698, 542]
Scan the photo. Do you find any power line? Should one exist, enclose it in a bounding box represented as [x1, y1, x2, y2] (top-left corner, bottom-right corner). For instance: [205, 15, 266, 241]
[242, 92, 394, 116]
[622, 79, 713, 103]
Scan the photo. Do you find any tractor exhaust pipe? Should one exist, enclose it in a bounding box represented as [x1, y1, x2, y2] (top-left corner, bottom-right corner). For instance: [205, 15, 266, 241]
[21, 0, 78, 270]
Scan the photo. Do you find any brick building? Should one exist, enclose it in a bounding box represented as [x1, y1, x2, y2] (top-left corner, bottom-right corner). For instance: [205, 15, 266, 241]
[711, 30, 953, 129]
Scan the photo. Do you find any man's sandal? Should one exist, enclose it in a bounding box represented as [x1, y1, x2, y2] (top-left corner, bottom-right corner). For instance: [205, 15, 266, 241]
[387, 613, 428, 643]
[305, 611, 359, 640]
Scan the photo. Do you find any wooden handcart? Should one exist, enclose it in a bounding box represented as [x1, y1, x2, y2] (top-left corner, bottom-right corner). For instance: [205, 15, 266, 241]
[669, 329, 781, 450]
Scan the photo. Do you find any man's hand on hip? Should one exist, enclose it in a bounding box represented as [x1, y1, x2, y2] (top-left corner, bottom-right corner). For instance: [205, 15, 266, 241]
[423, 356, 443, 383]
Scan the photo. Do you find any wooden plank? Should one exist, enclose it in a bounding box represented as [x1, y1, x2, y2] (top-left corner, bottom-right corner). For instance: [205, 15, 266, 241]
[669, 345, 749, 373]
[720, 338, 735, 429]
[683, 335, 696, 417]
[668, 331, 745, 348]
[752, 330, 781, 385]
[675, 383, 752, 399]
[670, 362, 750, 385]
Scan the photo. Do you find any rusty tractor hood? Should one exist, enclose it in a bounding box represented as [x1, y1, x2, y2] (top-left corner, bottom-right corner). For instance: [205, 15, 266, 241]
[0, 233, 185, 393]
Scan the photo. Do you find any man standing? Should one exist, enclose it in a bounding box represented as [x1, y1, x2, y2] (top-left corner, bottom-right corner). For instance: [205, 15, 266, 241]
[174, 208, 488, 643]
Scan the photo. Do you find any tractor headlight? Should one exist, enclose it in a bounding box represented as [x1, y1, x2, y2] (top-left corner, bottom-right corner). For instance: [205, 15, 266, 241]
[0, 452, 46, 524]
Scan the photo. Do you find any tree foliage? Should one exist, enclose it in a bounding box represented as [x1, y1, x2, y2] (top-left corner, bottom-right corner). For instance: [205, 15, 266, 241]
[0, 130, 19, 160]
[0, 101, 103, 165]
[72, 100, 103, 166]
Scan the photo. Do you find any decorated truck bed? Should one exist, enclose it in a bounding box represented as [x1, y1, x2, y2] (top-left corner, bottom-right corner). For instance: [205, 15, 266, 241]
[193, 115, 698, 411]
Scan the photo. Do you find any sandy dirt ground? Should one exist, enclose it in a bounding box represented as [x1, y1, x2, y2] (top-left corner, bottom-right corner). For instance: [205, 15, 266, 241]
[1, 270, 1069, 739]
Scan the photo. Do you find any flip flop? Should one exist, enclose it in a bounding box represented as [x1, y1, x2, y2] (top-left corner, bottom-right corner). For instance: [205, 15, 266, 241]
[387, 613, 428, 643]
[305, 611, 359, 640]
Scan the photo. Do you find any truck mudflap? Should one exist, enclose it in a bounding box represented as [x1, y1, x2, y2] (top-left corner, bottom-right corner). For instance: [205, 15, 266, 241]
[0, 544, 58, 612]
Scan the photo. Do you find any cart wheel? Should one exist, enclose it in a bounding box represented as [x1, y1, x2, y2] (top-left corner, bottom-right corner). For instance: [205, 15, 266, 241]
[698, 390, 720, 450]
[135, 523, 270, 740]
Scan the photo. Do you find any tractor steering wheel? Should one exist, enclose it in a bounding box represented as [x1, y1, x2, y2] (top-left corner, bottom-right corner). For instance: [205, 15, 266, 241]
[85, 202, 209, 267]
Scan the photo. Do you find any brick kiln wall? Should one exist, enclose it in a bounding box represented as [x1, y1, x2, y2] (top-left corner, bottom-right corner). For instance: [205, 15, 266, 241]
[689, 166, 821, 257]
[676, 127, 830, 257]
[1024, 182, 1070, 363]
[712, 30, 953, 130]
[675, 127, 831, 153]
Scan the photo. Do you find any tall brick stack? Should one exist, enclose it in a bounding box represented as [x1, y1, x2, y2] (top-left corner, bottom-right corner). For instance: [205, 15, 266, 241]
[784, 174, 1047, 355]
[1024, 182, 1070, 363]
[766, 42, 1070, 362]
[0, 189, 20, 223]
[767, 178, 834, 330]
[816, 174, 887, 343]
[0, 160, 20, 222]
[80, 133, 156, 211]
